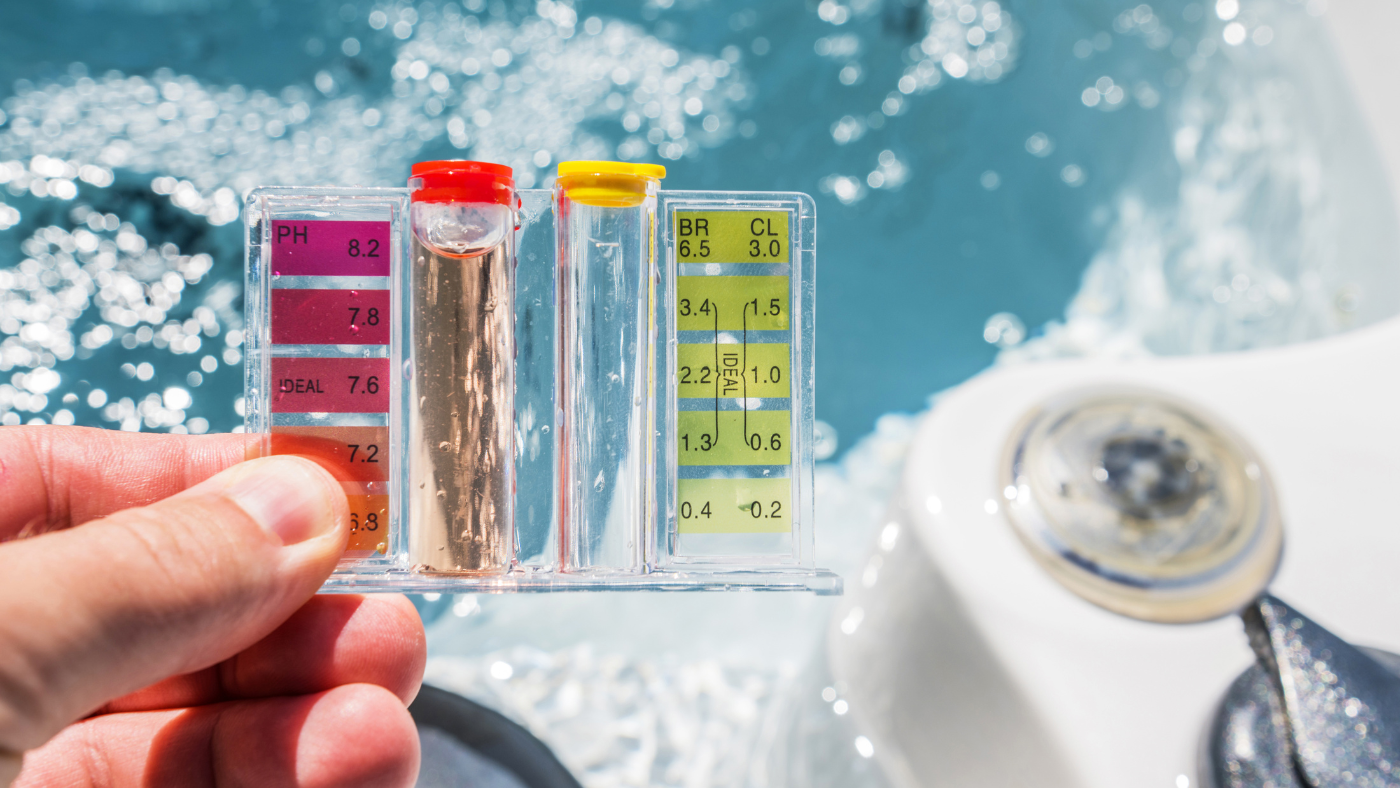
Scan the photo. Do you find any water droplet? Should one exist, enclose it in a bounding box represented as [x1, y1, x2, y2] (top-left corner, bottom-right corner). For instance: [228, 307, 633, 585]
[439, 441, 451, 451]
[437, 489, 447, 498]
[541, 425, 550, 433]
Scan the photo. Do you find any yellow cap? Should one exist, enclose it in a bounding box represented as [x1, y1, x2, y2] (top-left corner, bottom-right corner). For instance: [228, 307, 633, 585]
[556, 160, 665, 207]
[557, 161, 666, 179]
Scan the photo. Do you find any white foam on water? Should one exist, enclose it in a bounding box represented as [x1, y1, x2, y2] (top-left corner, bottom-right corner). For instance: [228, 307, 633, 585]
[0, 2, 750, 425]
[1001, 0, 1400, 362]
[426, 645, 789, 788]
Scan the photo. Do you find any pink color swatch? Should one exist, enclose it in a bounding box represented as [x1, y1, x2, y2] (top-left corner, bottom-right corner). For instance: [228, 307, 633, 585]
[270, 357, 391, 413]
[270, 220, 391, 277]
[271, 289, 391, 345]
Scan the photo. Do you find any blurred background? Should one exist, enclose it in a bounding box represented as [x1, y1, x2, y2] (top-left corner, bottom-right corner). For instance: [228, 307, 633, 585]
[2, 0, 1397, 785]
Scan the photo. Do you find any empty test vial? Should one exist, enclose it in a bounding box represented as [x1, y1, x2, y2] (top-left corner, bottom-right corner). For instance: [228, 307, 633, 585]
[406, 160, 517, 573]
[555, 161, 666, 572]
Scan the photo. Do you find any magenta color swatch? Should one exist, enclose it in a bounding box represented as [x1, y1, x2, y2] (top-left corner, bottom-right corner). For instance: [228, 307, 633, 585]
[271, 289, 391, 345]
[269, 220, 391, 277]
[270, 357, 391, 413]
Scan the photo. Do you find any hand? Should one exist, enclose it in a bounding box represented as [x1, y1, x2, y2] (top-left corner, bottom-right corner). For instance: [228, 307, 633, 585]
[0, 427, 426, 787]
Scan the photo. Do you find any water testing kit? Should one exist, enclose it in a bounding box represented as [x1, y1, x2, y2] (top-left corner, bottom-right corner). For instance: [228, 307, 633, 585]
[243, 160, 838, 593]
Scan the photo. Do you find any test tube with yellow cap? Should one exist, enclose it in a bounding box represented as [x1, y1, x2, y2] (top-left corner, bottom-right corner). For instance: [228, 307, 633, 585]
[555, 160, 665, 573]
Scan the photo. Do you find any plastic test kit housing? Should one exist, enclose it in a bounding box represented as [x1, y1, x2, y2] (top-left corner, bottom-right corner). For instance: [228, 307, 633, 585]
[244, 161, 837, 593]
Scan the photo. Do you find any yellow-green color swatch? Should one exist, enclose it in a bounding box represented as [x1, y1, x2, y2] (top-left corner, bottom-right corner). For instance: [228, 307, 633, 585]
[678, 409, 790, 466]
[677, 276, 788, 332]
[674, 210, 790, 263]
[677, 343, 790, 399]
[677, 477, 793, 534]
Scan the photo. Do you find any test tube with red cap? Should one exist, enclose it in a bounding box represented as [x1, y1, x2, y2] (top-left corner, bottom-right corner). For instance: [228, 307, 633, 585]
[405, 160, 517, 574]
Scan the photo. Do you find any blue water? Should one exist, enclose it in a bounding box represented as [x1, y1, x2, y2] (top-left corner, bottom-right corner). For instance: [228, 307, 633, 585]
[2, 0, 1395, 442]
[0, 0, 1104, 446]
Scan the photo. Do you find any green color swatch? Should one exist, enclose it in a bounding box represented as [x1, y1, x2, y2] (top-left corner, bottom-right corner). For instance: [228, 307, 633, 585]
[677, 409, 791, 466]
[677, 276, 789, 332]
[676, 343, 791, 399]
[677, 477, 793, 534]
[674, 210, 790, 263]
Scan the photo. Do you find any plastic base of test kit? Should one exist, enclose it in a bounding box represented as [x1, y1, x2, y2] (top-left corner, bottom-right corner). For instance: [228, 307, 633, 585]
[244, 185, 840, 595]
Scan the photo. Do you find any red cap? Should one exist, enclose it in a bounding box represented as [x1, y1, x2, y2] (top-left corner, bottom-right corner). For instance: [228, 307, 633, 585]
[409, 160, 515, 205]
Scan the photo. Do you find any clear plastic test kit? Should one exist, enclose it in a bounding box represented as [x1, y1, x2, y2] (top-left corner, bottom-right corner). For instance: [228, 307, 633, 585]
[244, 160, 838, 594]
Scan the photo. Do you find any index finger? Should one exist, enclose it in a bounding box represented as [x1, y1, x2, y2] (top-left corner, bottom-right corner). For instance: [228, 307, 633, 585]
[0, 426, 256, 540]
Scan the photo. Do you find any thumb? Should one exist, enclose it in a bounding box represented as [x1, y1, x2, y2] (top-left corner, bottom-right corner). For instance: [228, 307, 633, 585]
[0, 455, 349, 756]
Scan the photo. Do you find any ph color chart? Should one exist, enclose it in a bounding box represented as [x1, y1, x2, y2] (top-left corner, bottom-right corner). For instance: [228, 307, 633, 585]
[266, 218, 393, 556]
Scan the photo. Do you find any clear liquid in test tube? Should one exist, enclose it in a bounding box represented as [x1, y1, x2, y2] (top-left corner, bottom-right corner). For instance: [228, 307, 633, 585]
[405, 161, 517, 574]
[555, 161, 666, 572]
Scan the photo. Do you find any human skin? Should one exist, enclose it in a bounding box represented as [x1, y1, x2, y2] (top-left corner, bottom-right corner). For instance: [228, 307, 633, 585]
[0, 427, 427, 787]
